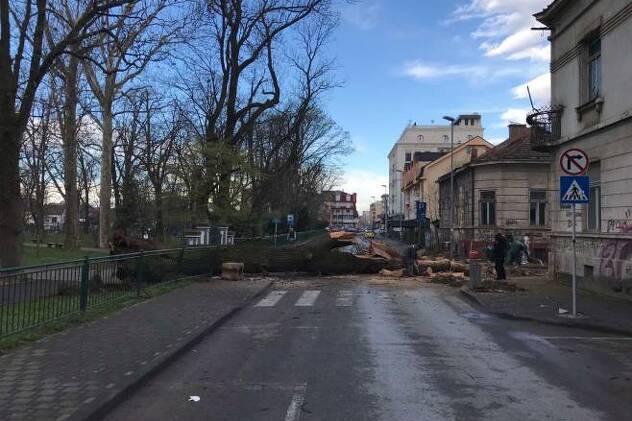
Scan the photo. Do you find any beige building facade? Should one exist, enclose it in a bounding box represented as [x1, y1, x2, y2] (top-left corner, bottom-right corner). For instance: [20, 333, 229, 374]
[387, 115, 484, 220]
[532, 0, 632, 291]
[438, 125, 553, 260]
[401, 136, 493, 222]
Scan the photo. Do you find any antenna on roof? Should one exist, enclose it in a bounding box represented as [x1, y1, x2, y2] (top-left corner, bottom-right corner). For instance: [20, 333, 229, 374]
[526, 85, 536, 111]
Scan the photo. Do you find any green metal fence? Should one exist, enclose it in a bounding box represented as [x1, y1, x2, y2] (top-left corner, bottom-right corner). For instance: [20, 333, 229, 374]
[0, 247, 215, 338]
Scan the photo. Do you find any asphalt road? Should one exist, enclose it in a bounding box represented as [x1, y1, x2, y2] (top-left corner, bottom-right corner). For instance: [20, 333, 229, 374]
[106, 276, 632, 421]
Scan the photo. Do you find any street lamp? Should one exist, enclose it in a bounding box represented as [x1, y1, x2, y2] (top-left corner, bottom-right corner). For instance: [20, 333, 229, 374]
[443, 115, 455, 260]
[381, 184, 388, 233]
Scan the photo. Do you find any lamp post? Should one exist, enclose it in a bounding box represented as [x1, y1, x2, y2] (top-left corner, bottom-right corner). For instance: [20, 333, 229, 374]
[443, 116, 455, 260]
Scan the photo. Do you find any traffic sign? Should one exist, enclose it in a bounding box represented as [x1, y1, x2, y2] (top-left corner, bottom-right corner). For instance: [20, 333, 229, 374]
[287, 214, 295, 226]
[560, 148, 589, 175]
[560, 176, 589, 204]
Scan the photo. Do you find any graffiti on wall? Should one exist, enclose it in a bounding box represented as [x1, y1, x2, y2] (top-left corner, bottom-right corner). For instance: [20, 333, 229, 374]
[606, 209, 632, 233]
[599, 223, 632, 281]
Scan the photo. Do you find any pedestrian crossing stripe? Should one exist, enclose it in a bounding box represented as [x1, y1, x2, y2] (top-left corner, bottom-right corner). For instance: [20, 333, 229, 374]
[254, 290, 354, 307]
[562, 179, 588, 202]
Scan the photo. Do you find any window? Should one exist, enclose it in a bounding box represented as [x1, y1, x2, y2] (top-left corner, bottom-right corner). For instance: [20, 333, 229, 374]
[588, 38, 602, 101]
[467, 135, 473, 140]
[480, 191, 496, 226]
[418, 135, 424, 141]
[335, 193, 340, 202]
[405, 152, 412, 162]
[51, 217, 58, 223]
[529, 190, 547, 226]
[464, 119, 469, 126]
[586, 162, 601, 231]
[443, 135, 449, 143]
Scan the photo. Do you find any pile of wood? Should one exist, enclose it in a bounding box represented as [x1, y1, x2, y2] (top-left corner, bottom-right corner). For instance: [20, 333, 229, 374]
[429, 272, 466, 287]
[368, 241, 401, 261]
[379, 268, 405, 278]
[417, 258, 470, 276]
[329, 231, 355, 241]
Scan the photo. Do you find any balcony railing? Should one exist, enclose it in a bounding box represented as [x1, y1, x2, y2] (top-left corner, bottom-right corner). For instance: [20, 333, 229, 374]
[527, 105, 563, 151]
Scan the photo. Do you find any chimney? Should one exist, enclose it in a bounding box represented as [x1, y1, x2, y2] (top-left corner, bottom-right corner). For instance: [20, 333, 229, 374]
[508, 123, 529, 141]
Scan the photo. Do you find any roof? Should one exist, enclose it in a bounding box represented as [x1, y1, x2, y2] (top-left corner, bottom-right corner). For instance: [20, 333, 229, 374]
[472, 133, 552, 164]
[43, 202, 65, 215]
[425, 136, 493, 170]
[414, 151, 446, 162]
[436, 133, 552, 183]
[534, 0, 572, 25]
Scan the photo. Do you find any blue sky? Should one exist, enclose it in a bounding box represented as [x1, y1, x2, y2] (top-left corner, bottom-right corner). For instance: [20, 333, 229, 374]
[327, 0, 552, 211]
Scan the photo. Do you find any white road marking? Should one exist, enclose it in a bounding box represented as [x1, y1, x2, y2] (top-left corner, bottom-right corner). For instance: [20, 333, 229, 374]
[336, 290, 353, 307]
[254, 290, 287, 307]
[541, 336, 632, 341]
[295, 290, 321, 307]
[284, 383, 307, 421]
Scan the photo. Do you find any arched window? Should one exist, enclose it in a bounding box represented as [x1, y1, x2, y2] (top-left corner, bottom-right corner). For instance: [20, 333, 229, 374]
[417, 135, 424, 141]
[467, 135, 473, 140]
[443, 135, 449, 142]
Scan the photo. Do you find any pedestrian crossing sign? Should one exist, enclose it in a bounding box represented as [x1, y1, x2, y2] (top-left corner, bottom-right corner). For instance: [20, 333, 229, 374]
[560, 176, 590, 204]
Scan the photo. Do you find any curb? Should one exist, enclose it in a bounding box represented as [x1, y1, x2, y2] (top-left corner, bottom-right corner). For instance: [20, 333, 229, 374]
[76, 280, 273, 421]
[459, 287, 632, 337]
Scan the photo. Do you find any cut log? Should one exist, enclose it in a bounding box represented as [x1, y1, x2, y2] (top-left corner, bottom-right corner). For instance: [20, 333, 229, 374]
[221, 262, 244, 281]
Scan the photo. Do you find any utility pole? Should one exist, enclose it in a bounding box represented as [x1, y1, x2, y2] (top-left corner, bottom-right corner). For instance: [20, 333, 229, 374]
[443, 116, 456, 260]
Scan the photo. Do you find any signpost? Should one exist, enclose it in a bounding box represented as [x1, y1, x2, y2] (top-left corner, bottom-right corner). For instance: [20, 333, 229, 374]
[272, 218, 280, 247]
[560, 148, 590, 317]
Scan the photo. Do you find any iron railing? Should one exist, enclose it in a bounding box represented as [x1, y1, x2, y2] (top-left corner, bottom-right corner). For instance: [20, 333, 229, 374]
[527, 105, 563, 151]
[0, 230, 326, 338]
[0, 247, 215, 338]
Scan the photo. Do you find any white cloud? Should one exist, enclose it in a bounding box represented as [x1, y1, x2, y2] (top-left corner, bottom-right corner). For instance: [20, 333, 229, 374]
[500, 108, 529, 126]
[402, 61, 521, 81]
[511, 72, 550, 104]
[338, 169, 388, 212]
[450, 0, 551, 62]
[340, 0, 382, 30]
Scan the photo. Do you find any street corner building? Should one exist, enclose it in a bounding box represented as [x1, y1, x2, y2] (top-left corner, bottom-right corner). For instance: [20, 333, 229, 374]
[437, 124, 553, 262]
[529, 0, 632, 292]
[321, 190, 359, 230]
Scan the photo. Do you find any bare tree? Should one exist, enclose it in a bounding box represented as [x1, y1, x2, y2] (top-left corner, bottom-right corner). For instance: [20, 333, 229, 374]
[183, 0, 331, 224]
[82, 0, 180, 248]
[0, 0, 134, 266]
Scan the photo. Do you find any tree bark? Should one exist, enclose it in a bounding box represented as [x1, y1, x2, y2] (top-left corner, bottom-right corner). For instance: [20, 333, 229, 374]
[63, 53, 80, 250]
[0, 117, 23, 267]
[99, 107, 113, 248]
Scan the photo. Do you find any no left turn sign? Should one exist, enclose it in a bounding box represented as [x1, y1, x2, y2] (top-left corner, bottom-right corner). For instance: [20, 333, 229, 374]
[560, 148, 589, 175]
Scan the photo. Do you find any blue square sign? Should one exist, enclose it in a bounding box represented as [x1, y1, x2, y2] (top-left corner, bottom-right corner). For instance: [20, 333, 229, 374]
[560, 176, 590, 204]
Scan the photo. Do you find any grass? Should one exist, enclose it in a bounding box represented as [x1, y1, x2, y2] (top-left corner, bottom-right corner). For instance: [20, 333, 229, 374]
[22, 246, 107, 266]
[0, 277, 197, 352]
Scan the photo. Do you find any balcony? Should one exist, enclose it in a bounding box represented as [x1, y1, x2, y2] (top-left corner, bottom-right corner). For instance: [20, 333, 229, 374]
[527, 105, 563, 152]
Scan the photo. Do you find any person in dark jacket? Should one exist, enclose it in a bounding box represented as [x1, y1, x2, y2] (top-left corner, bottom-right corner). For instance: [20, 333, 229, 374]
[493, 233, 508, 280]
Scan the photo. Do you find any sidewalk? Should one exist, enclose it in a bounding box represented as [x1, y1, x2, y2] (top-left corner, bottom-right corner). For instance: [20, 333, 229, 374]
[461, 276, 632, 335]
[0, 278, 273, 421]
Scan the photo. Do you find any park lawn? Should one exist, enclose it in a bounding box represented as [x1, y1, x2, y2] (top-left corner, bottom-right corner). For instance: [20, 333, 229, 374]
[22, 246, 108, 266]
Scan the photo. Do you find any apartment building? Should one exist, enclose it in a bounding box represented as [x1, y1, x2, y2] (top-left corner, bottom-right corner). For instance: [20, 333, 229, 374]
[387, 115, 484, 222]
[531, 0, 632, 291]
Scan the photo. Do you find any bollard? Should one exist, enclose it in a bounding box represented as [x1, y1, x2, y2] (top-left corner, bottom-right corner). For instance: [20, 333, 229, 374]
[79, 257, 90, 311]
[469, 261, 481, 289]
